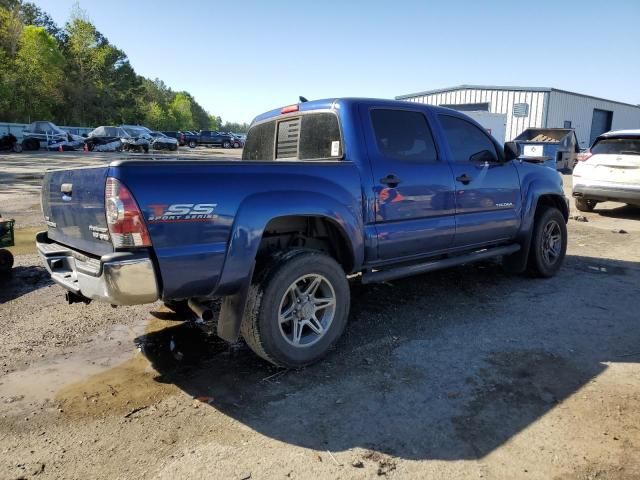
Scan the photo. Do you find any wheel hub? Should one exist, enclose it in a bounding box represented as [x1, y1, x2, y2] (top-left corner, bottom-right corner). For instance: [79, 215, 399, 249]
[278, 274, 337, 348]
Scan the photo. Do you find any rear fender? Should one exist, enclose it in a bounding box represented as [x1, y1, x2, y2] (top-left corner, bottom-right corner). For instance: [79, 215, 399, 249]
[215, 191, 363, 342]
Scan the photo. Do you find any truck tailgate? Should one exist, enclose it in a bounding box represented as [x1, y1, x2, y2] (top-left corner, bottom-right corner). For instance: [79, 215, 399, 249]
[42, 166, 113, 256]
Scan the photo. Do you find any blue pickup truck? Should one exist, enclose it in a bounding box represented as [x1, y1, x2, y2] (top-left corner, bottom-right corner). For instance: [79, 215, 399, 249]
[37, 98, 569, 367]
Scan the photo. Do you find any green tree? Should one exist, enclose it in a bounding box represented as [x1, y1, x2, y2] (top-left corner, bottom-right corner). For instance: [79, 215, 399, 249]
[170, 93, 195, 130]
[12, 25, 64, 121]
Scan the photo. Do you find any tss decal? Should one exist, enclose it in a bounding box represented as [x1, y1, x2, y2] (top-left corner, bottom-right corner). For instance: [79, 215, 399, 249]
[147, 203, 218, 222]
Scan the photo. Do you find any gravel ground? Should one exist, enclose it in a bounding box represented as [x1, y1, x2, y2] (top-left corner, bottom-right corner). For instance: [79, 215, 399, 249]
[0, 153, 639, 479]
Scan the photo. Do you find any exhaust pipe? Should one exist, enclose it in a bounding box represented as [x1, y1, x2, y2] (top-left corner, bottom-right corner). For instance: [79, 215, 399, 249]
[187, 299, 214, 323]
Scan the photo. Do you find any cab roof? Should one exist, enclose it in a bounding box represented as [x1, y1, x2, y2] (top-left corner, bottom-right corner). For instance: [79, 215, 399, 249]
[251, 97, 460, 124]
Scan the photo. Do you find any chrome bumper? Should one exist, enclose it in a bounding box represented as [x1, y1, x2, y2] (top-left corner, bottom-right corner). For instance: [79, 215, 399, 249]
[36, 231, 159, 305]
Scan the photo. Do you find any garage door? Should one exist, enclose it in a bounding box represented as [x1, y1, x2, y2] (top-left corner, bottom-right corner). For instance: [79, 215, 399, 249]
[590, 109, 613, 145]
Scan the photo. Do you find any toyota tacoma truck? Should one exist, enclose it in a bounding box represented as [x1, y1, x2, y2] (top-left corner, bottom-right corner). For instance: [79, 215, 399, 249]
[37, 98, 569, 368]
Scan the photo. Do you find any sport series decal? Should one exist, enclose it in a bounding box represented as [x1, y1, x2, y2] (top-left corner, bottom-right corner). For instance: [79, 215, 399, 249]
[147, 203, 218, 223]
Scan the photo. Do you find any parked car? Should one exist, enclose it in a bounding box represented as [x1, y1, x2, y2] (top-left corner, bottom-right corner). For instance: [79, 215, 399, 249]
[85, 126, 127, 152]
[36, 98, 568, 368]
[230, 134, 244, 148]
[22, 121, 84, 151]
[186, 130, 236, 148]
[119, 125, 152, 153]
[149, 131, 179, 151]
[572, 129, 640, 211]
[163, 131, 188, 146]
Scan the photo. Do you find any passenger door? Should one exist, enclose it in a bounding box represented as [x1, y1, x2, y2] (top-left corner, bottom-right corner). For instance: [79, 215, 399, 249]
[361, 106, 457, 262]
[437, 114, 521, 248]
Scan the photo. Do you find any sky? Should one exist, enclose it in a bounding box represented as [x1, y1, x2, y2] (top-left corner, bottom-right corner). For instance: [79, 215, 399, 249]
[36, 0, 640, 124]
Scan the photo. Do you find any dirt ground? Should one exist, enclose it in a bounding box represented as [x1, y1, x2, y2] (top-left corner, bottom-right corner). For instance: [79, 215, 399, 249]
[1, 152, 639, 479]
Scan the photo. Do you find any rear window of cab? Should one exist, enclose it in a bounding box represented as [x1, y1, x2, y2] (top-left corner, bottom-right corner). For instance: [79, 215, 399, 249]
[242, 112, 342, 161]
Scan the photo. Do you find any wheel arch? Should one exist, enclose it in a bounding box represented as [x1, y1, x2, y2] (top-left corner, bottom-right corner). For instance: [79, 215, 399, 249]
[504, 186, 569, 274]
[213, 191, 364, 342]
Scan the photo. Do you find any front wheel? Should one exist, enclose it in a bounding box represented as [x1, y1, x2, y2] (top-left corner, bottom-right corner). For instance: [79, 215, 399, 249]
[241, 250, 350, 368]
[527, 208, 567, 278]
[189, 140, 197, 148]
[222, 141, 231, 148]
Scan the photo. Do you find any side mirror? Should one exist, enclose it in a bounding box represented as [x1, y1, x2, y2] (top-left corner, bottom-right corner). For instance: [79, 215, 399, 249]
[470, 149, 498, 164]
[504, 141, 520, 161]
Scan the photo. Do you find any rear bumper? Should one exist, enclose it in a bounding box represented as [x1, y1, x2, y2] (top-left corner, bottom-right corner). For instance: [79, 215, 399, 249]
[573, 183, 640, 205]
[36, 231, 159, 305]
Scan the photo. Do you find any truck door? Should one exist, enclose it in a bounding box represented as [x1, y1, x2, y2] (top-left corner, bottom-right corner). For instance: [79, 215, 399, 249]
[436, 114, 521, 248]
[361, 106, 457, 261]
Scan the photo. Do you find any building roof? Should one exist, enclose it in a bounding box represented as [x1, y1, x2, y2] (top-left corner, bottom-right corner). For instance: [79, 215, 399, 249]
[395, 84, 640, 109]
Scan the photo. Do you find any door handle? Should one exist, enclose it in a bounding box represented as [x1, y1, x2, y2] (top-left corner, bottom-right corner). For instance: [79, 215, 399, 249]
[456, 173, 472, 185]
[380, 174, 401, 187]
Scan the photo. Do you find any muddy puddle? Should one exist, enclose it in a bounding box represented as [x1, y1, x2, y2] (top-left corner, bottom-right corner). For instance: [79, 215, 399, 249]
[0, 310, 275, 419]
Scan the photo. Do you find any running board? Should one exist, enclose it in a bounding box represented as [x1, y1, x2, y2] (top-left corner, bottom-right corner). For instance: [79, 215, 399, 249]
[361, 244, 521, 284]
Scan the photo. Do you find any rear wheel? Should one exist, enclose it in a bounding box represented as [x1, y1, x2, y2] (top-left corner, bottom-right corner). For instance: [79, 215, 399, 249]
[189, 140, 197, 148]
[527, 207, 567, 278]
[223, 141, 231, 148]
[575, 198, 596, 212]
[241, 250, 350, 368]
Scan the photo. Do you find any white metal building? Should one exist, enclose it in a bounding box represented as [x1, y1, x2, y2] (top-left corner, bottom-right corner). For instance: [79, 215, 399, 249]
[396, 85, 640, 148]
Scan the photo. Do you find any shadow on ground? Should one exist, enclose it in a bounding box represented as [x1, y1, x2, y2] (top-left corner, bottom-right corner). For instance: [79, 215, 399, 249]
[132, 254, 639, 461]
[0, 265, 52, 303]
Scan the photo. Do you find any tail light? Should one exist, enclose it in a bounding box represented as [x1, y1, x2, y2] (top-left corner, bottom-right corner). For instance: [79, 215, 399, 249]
[577, 150, 592, 162]
[105, 177, 151, 248]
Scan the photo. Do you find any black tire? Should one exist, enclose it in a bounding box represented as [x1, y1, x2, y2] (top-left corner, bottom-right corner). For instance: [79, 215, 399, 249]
[233, 141, 240, 149]
[22, 137, 40, 151]
[189, 140, 197, 148]
[0, 249, 14, 275]
[241, 250, 350, 368]
[12, 143, 22, 153]
[223, 141, 231, 149]
[170, 144, 178, 151]
[527, 207, 567, 278]
[143, 145, 149, 154]
[575, 197, 596, 212]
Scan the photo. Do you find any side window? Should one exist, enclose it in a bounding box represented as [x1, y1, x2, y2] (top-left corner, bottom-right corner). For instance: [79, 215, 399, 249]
[439, 115, 499, 163]
[370, 109, 438, 163]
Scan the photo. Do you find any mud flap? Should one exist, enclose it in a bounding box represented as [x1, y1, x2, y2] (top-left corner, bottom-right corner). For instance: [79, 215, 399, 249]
[216, 262, 255, 342]
[503, 232, 532, 274]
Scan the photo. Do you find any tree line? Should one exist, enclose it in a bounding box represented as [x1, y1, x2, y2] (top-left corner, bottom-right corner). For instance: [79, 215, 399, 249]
[0, 1, 249, 132]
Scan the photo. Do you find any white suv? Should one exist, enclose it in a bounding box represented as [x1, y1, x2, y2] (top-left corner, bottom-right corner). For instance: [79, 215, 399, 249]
[572, 130, 640, 212]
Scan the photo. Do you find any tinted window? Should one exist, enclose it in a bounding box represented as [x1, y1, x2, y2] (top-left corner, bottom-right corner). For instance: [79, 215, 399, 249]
[370, 109, 438, 162]
[299, 113, 341, 159]
[439, 115, 498, 163]
[591, 137, 640, 155]
[243, 113, 341, 161]
[242, 121, 275, 160]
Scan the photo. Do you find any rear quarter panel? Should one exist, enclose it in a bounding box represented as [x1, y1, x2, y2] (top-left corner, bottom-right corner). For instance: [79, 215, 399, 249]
[110, 160, 364, 300]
